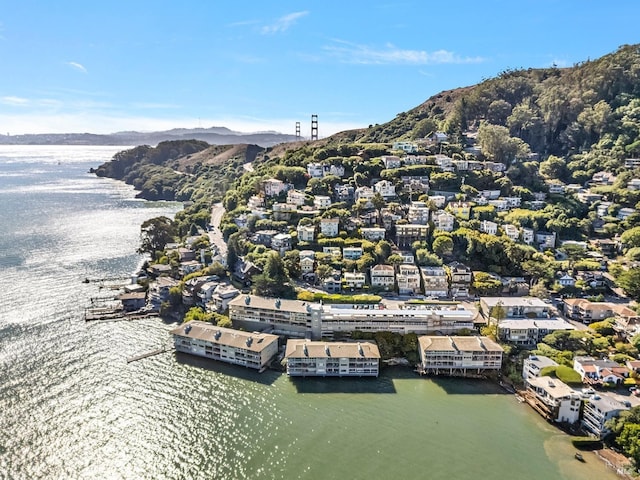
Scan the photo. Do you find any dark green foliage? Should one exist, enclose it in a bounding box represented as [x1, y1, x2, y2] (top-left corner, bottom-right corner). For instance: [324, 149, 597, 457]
[138, 216, 176, 258]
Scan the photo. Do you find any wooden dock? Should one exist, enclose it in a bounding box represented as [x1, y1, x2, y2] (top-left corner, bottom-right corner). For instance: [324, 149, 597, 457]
[126, 345, 174, 363]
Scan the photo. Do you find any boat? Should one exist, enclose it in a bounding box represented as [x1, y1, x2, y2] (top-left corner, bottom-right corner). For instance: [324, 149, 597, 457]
[574, 453, 585, 462]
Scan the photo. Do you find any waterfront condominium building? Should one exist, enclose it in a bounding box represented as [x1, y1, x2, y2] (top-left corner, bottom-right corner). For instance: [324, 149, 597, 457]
[284, 339, 380, 377]
[524, 376, 581, 424]
[228, 294, 475, 340]
[581, 394, 630, 438]
[228, 295, 322, 338]
[417, 336, 503, 376]
[170, 321, 279, 371]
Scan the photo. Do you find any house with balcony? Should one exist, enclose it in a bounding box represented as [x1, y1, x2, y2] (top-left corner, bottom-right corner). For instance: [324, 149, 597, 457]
[381, 155, 402, 169]
[447, 262, 472, 298]
[617, 207, 636, 220]
[582, 394, 630, 438]
[522, 227, 534, 245]
[480, 297, 550, 319]
[323, 246, 342, 258]
[522, 355, 558, 381]
[418, 336, 503, 377]
[524, 376, 581, 424]
[210, 285, 240, 313]
[300, 256, 315, 276]
[374, 180, 396, 199]
[393, 141, 418, 153]
[562, 299, 614, 323]
[297, 224, 315, 243]
[503, 224, 520, 242]
[407, 201, 431, 224]
[447, 201, 471, 220]
[170, 321, 279, 371]
[360, 227, 386, 241]
[535, 231, 557, 250]
[498, 319, 575, 347]
[480, 220, 498, 235]
[285, 340, 380, 377]
[263, 178, 288, 197]
[320, 218, 339, 237]
[342, 247, 363, 260]
[287, 189, 307, 206]
[334, 184, 354, 202]
[420, 266, 449, 298]
[573, 356, 629, 385]
[627, 178, 640, 191]
[432, 210, 455, 232]
[395, 224, 429, 249]
[343, 271, 366, 290]
[354, 186, 375, 204]
[313, 195, 332, 210]
[322, 271, 342, 293]
[370, 264, 395, 290]
[396, 264, 421, 295]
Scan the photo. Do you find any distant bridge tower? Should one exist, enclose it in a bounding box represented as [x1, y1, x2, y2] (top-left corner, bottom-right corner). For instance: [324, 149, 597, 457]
[295, 122, 301, 140]
[311, 114, 318, 141]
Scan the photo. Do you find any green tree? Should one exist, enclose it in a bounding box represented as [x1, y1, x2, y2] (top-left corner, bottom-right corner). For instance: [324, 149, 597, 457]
[477, 122, 531, 164]
[433, 235, 454, 257]
[138, 216, 176, 258]
[252, 252, 294, 298]
[617, 268, 640, 300]
[415, 249, 443, 266]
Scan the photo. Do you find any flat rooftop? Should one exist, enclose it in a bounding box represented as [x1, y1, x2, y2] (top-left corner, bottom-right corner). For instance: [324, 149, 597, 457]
[527, 376, 577, 399]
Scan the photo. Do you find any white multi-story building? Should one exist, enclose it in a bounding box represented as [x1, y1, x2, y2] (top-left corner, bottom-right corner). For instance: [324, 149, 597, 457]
[370, 264, 395, 290]
[582, 394, 630, 438]
[418, 336, 503, 376]
[170, 321, 279, 371]
[374, 180, 396, 199]
[525, 376, 581, 424]
[323, 246, 342, 258]
[420, 266, 449, 297]
[313, 195, 332, 210]
[536, 231, 557, 250]
[343, 271, 366, 290]
[396, 264, 421, 294]
[342, 247, 363, 260]
[285, 340, 380, 377]
[307, 162, 325, 178]
[320, 218, 340, 237]
[263, 178, 288, 197]
[408, 201, 431, 225]
[522, 227, 534, 245]
[360, 227, 386, 241]
[297, 224, 316, 242]
[503, 224, 520, 242]
[432, 210, 455, 232]
[320, 303, 474, 337]
[300, 256, 315, 275]
[617, 207, 636, 220]
[502, 197, 522, 208]
[229, 295, 322, 338]
[354, 186, 375, 203]
[498, 319, 574, 347]
[381, 155, 402, 169]
[271, 233, 292, 254]
[480, 220, 498, 235]
[393, 141, 418, 153]
[247, 194, 264, 211]
[522, 355, 558, 381]
[287, 189, 307, 206]
[488, 199, 509, 211]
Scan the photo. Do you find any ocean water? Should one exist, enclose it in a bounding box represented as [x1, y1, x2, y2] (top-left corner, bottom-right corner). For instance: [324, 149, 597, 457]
[0, 146, 619, 480]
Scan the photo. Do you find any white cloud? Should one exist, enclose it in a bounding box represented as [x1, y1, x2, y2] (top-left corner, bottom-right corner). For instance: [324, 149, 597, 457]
[1, 96, 29, 106]
[261, 11, 309, 34]
[67, 62, 88, 73]
[324, 40, 485, 65]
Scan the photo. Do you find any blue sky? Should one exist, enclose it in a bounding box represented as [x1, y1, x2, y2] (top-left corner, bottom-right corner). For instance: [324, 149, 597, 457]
[1, 1, 640, 137]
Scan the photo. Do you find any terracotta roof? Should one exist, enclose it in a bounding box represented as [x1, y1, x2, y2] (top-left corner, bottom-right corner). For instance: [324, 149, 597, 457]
[170, 321, 278, 352]
[285, 339, 380, 359]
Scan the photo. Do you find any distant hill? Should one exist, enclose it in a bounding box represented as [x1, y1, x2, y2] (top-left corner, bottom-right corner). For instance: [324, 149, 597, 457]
[0, 126, 297, 148]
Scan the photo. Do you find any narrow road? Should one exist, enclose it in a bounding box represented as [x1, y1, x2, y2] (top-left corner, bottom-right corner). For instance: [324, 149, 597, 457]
[209, 202, 228, 263]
